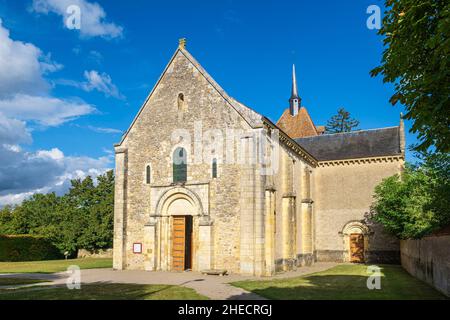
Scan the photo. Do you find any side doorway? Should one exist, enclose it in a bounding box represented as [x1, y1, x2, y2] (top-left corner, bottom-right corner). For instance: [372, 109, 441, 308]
[349, 233, 365, 263]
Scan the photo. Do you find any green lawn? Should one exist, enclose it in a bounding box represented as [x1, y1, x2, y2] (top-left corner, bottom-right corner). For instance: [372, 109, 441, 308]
[0, 283, 208, 300]
[232, 264, 447, 300]
[0, 258, 112, 274]
[0, 278, 50, 286]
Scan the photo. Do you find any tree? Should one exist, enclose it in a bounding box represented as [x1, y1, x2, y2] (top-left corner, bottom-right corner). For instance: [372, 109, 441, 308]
[0, 206, 14, 234]
[325, 108, 359, 133]
[76, 170, 114, 251]
[12, 193, 61, 236]
[371, 0, 450, 153]
[371, 152, 450, 239]
[0, 170, 115, 256]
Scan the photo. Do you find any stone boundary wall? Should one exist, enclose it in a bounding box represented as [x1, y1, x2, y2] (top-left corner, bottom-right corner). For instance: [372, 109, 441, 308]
[400, 233, 450, 297]
[77, 248, 113, 259]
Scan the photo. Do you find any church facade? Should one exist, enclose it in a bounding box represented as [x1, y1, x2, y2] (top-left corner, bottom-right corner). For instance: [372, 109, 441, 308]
[113, 41, 404, 276]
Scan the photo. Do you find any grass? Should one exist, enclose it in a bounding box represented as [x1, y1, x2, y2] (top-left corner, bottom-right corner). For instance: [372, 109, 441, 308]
[0, 278, 50, 286]
[0, 258, 112, 274]
[232, 264, 448, 300]
[0, 283, 208, 300]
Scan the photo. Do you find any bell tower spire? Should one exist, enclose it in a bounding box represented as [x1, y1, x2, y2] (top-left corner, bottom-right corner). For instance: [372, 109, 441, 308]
[289, 64, 301, 116]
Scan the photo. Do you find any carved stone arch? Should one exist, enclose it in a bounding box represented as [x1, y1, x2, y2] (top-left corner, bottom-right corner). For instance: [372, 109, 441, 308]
[340, 220, 370, 263]
[341, 220, 370, 236]
[155, 186, 205, 217]
[150, 186, 212, 272]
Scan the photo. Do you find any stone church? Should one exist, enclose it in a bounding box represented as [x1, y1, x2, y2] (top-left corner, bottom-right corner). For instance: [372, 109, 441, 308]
[113, 40, 405, 276]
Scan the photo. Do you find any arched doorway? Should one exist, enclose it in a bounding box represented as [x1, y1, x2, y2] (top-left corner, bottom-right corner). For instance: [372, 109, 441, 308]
[152, 186, 212, 272]
[167, 198, 194, 271]
[341, 221, 370, 263]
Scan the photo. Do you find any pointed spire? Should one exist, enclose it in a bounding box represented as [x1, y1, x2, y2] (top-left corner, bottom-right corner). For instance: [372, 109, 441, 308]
[291, 64, 299, 98]
[289, 64, 301, 116]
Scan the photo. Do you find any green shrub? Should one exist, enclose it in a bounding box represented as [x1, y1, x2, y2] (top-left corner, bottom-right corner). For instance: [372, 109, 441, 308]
[0, 235, 62, 262]
[371, 152, 450, 239]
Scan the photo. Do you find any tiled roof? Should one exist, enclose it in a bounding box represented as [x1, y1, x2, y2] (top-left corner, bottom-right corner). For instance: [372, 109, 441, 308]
[294, 127, 402, 161]
[276, 107, 318, 138]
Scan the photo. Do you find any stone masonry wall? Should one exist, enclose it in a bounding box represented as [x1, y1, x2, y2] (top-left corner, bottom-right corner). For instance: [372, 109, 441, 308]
[401, 235, 450, 297]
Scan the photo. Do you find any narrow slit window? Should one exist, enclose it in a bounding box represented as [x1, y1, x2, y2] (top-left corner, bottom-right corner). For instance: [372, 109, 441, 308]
[212, 158, 217, 178]
[146, 165, 151, 184]
[177, 93, 185, 111]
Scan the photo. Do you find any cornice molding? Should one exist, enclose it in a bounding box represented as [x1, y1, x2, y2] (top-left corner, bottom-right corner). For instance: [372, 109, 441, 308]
[318, 155, 404, 167]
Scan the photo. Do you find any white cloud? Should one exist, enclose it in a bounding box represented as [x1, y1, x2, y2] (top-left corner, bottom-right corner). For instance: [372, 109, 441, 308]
[0, 192, 36, 206]
[0, 21, 108, 206]
[39, 52, 63, 74]
[82, 70, 124, 99]
[34, 148, 65, 161]
[86, 125, 122, 134]
[32, 0, 123, 39]
[56, 70, 124, 100]
[0, 146, 112, 206]
[0, 19, 56, 98]
[0, 94, 95, 126]
[88, 50, 103, 63]
[0, 21, 95, 126]
[0, 113, 32, 145]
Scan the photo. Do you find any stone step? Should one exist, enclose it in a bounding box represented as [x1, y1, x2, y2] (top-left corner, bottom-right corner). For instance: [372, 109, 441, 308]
[200, 269, 227, 276]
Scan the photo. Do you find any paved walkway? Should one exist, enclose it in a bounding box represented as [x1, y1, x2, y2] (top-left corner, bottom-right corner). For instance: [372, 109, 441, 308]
[0, 262, 337, 300]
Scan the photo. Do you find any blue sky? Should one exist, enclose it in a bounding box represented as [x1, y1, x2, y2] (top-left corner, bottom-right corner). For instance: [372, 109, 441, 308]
[0, 0, 416, 205]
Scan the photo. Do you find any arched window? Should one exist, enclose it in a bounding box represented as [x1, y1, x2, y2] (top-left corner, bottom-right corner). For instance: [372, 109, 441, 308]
[212, 158, 217, 178]
[177, 93, 186, 111]
[173, 147, 187, 183]
[146, 165, 151, 184]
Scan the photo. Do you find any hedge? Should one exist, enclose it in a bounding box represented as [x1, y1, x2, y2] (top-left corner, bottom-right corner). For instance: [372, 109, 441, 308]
[0, 235, 62, 262]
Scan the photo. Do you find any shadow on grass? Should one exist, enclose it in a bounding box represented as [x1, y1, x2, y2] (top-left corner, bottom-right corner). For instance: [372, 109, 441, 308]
[0, 273, 65, 281]
[0, 281, 208, 300]
[243, 275, 374, 300]
[232, 265, 448, 300]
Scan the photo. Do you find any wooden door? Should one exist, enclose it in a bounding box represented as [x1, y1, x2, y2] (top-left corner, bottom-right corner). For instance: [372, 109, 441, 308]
[350, 233, 364, 263]
[172, 216, 186, 271]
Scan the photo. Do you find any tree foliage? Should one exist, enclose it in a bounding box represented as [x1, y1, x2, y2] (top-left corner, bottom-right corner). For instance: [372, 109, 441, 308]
[371, 0, 450, 152]
[325, 108, 360, 133]
[371, 152, 450, 239]
[0, 170, 114, 256]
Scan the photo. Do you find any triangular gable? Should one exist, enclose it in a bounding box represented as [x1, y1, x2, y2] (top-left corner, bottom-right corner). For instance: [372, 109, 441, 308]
[116, 47, 263, 146]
